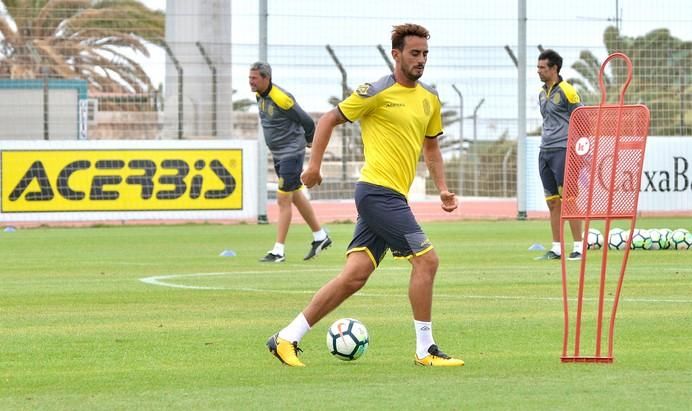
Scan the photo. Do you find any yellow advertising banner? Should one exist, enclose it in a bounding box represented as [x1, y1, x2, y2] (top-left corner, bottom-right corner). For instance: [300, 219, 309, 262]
[2, 149, 243, 212]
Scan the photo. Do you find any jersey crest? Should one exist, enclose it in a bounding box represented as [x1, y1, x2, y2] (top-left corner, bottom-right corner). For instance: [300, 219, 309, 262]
[356, 83, 372, 97]
[422, 99, 431, 116]
[552, 93, 561, 104]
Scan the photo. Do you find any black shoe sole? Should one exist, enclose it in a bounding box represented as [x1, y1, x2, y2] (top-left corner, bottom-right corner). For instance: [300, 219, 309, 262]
[304, 238, 332, 260]
[266, 334, 286, 365]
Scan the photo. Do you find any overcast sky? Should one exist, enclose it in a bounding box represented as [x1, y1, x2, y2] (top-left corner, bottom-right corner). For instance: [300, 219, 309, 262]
[137, 1, 691, 137]
[138, 0, 692, 89]
[140, 0, 692, 47]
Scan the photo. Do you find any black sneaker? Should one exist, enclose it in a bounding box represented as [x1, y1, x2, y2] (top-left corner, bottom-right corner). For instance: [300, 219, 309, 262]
[534, 250, 561, 260]
[567, 251, 582, 261]
[303, 236, 332, 260]
[259, 252, 285, 263]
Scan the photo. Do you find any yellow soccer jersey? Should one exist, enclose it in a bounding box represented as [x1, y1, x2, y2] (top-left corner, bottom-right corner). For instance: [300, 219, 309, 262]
[338, 75, 443, 196]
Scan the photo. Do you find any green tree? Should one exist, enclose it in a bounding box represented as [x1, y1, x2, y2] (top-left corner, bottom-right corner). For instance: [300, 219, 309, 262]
[569, 26, 692, 136]
[0, 0, 164, 94]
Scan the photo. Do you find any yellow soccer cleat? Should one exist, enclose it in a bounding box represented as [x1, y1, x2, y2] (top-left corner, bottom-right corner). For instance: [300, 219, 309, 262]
[415, 344, 465, 367]
[266, 333, 305, 367]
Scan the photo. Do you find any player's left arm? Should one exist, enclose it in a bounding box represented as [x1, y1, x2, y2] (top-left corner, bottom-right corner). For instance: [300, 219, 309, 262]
[423, 137, 457, 212]
[562, 82, 584, 115]
[287, 102, 316, 146]
[270, 86, 315, 145]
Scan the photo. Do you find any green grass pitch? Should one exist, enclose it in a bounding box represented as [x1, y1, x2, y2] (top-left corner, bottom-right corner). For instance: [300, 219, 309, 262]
[1, 218, 690, 410]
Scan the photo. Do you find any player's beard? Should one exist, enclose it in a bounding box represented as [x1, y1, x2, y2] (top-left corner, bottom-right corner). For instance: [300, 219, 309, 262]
[402, 62, 424, 82]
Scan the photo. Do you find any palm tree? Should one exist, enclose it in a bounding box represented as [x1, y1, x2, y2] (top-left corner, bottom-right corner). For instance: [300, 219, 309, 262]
[569, 49, 614, 105]
[0, 0, 164, 94]
[568, 26, 692, 135]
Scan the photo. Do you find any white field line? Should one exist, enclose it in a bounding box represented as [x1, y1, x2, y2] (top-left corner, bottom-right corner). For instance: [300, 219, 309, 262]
[139, 269, 692, 304]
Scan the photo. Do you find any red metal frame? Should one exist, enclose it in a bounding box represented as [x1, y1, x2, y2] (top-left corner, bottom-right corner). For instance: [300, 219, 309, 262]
[559, 53, 650, 363]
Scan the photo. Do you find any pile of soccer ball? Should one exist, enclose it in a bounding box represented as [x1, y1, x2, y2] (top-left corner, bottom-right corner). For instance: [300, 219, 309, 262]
[585, 227, 692, 251]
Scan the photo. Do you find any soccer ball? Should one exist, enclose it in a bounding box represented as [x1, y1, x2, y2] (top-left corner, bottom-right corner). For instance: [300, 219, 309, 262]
[659, 228, 673, 246]
[649, 229, 669, 250]
[326, 318, 369, 361]
[630, 229, 652, 250]
[586, 228, 603, 250]
[608, 228, 628, 250]
[609, 227, 623, 237]
[681, 232, 692, 250]
[669, 229, 692, 250]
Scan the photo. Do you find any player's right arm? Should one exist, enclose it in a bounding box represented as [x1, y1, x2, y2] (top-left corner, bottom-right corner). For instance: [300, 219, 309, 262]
[303, 81, 377, 187]
[301, 108, 347, 188]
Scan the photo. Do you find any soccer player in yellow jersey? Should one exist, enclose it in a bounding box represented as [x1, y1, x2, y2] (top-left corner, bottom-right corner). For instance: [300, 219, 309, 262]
[267, 23, 464, 367]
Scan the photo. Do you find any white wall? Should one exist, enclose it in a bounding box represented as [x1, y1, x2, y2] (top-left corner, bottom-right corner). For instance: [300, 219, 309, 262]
[526, 136, 692, 213]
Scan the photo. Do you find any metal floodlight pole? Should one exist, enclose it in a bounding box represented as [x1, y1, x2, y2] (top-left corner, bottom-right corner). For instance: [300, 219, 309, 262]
[505, 35, 531, 216]
[451, 84, 464, 196]
[472, 98, 485, 197]
[504, 45, 518, 68]
[195, 41, 217, 138]
[502, 146, 514, 197]
[451, 84, 464, 142]
[326, 45, 350, 100]
[517, 0, 528, 220]
[326, 44, 350, 191]
[38, 67, 50, 141]
[376, 44, 394, 72]
[27, 43, 49, 140]
[259, 0, 268, 63]
[43, 69, 49, 140]
[257, 0, 269, 224]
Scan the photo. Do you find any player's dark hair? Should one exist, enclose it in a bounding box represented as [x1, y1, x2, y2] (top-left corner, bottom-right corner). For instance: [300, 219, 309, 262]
[391, 23, 430, 51]
[250, 61, 272, 79]
[538, 49, 563, 73]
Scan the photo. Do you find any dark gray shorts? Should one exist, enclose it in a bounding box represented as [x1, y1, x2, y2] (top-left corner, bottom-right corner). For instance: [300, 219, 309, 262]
[347, 182, 432, 267]
[538, 148, 566, 199]
[273, 153, 304, 192]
